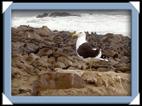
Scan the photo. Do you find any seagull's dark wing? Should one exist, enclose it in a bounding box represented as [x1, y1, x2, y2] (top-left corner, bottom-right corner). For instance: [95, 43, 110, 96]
[77, 42, 100, 58]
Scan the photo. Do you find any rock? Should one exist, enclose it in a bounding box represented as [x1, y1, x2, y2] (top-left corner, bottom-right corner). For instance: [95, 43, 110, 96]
[18, 88, 31, 94]
[22, 61, 36, 75]
[12, 67, 22, 79]
[35, 26, 52, 36]
[90, 60, 111, 70]
[81, 71, 130, 88]
[103, 50, 116, 57]
[18, 92, 31, 96]
[32, 72, 85, 95]
[25, 53, 40, 64]
[48, 12, 80, 17]
[37, 48, 53, 57]
[97, 68, 109, 72]
[55, 62, 66, 69]
[114, 63, 130, 73]
[19, 43, 39, 54]
[12, 42, 25, 54]
[49, 12, 71, 17]
[36, 13, 48, 18]
[115, 67, 130, 73]
[12, 88, 19, 95]
[120, 56, 130, 63]
[53, 35, 64, 44]
[72, 61, 87, 70]
[25, 31, 42, 40]
[55, 68, 84, 77]
[31, 57, 50, 72]
[86, 33, 131, 61]
[57, 56, 73, 67]
[17, 25, 33, 31]
[12, 55, 36, 75]
[47, 57, 55, 64]
[36, 11, 80, 18]
[12, 25, 131, 96]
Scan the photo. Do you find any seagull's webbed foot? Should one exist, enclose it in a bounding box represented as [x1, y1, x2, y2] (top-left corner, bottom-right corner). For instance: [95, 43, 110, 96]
[95, 57, 109, 62]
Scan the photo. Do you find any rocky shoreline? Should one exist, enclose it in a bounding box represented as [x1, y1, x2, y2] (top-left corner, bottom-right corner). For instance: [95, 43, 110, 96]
[12, 25, 131, 96]
[36, 11, 80, 18]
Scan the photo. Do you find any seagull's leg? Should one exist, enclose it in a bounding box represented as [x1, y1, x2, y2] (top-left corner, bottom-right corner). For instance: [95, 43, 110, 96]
[89, 61, 91, 71]
[89, 60, 92, 71]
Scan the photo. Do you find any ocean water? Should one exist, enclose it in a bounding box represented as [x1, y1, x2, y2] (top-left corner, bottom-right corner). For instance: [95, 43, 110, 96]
[12, 10, 131, 36]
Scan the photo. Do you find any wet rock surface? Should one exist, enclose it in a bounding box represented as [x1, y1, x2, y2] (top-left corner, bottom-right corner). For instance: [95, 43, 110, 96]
[36, 12, 80, 18]
[12, 25, 131, 96]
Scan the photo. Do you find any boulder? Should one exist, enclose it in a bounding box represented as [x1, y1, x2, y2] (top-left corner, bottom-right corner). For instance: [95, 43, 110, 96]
[114, 63, 130, 73]
[81, 71, 130, 89]
[25, 53, 40, 64]
[35, 26, 52, 36]
[36, 13, 48, 18]
[57, 56, 73, 67]
[37, 48, 53, 57]
[32, 72, 85, 95]
[18, 43, 39, 54]
[55, 62, 66, 69]
[48, 12, 80, 17]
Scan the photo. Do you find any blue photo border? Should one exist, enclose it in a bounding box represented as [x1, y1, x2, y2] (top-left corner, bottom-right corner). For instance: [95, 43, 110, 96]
[3, 3, 139, 104]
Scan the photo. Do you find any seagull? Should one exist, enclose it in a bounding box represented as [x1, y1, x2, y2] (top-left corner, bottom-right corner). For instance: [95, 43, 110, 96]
[73, 31, 108, 70]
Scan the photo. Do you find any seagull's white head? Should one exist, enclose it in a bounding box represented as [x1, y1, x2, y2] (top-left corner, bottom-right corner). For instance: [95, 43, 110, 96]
[75, 31, 87, 50]
[71, 31, 86, 37]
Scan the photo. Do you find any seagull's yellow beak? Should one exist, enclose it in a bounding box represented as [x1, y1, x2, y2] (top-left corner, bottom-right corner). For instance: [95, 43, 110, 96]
[71, 31, 77, 37]
[71, 31, 82, 37]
